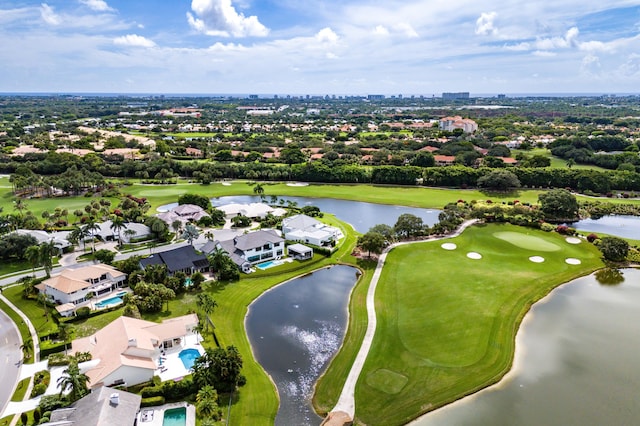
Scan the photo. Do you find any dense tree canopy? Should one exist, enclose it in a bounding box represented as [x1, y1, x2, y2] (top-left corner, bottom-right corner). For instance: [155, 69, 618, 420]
[538, 189, 579, 221]
[598, 237, 629, 262]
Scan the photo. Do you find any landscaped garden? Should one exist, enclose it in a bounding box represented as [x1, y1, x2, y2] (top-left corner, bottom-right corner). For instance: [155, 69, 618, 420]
[326, 223, 603, 425]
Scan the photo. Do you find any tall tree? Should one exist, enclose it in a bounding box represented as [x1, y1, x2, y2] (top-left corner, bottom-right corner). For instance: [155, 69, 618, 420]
[109, 216, 125, 246]
[57, 359, 89, 402]
[181, 223, 200, 245]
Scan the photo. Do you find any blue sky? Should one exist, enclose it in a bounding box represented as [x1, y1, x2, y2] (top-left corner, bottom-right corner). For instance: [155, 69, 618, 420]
[1, 0, 640, 95]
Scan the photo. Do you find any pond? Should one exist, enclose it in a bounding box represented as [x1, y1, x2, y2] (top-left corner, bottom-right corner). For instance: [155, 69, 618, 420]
[411, 268, 640, 426]
[245, 265, 359, 426]
[568, 215, 640, 240]
[213, 195, 441, 233]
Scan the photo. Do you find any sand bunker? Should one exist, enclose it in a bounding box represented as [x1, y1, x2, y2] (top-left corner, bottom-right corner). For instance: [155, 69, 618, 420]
[565, 258, 581, 265]
[221, 182, 232, 186]
[529, 256, 545, 263]
[467, 252, 482, 260]
[565, 237, 581, 244]
[286, 182, 309, 187]
[441, 243, 457, 250]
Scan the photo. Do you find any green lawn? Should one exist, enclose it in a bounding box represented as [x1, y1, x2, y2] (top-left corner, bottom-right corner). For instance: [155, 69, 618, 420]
[512, 148, 607, 171]
[347, 223, 603, 425]
[2, 286, 58, 337]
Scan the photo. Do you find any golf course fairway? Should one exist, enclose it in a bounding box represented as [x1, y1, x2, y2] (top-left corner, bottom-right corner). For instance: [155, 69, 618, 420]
[350, 223, 603, 425]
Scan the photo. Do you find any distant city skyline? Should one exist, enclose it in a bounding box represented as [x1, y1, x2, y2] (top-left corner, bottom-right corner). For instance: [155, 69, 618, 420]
[2, 1, 640, 95]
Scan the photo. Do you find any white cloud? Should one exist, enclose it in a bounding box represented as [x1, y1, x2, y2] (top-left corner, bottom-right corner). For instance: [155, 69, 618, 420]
[187, 0, 269, 37]
[533, 50, 557, 57]
[476, 12, 497, 36]
[580, 54, 601, 75]
[373, 25, 389, 36]
[79, 0, 114, 12]
[315, 27, 339, 44]
[40, 3, 61, 25]
[114, 34, 156, 48]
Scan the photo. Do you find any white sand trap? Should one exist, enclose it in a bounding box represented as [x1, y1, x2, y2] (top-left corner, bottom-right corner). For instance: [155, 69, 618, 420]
[467, 252, 482, 260]
[565, 237, 581, 244]
[441, 243, 457, 250]
[529, 256, 545, 263]
[221, 182, 232, 186]
[286, 182, 309, 187]
[565, 258, 581, 265]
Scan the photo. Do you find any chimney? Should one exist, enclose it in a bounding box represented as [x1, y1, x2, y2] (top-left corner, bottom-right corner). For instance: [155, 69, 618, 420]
[110, 393, 119, 406]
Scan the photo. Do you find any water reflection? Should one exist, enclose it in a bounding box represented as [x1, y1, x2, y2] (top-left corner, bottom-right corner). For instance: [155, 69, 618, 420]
[210, 195, 441, 233]
[246, 265, 358, 426]
[412, 268, 640, 426]
[569, 215, 640, 239]
[594, 268, 624, 286]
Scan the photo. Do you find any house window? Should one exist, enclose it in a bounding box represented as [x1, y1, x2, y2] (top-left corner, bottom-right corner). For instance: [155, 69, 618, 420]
[248, 255, 260, 262]
[261, 252, 272, 260]
[274, 242, 281, 247]
[276, 250, 283, 256]
[255, 247, 261, 252]
[263, 244, 270, 250]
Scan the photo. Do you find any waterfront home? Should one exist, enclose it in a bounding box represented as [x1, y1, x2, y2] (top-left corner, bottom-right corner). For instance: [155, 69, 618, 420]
[42, 386, 141, 426]
[71, 314, 199, 388]
[281, 214, 342, 247]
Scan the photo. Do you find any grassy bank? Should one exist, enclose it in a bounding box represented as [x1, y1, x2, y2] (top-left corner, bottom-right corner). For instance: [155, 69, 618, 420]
[349, 223, 603, 425]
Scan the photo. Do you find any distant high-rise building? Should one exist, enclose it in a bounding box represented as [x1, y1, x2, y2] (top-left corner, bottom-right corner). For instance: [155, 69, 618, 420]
[248, 94, 258, 99]
[367, 94, 385, 100]
[497, 94, 506, 99]
[442, 92, 470, 100]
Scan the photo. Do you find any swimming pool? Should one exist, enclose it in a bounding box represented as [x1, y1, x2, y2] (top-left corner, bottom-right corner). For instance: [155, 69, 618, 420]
[162, 407, 186, 426]
[178, 348, 201, 370]
[257, 259, 284, 270]
[95, 291, 128, 308]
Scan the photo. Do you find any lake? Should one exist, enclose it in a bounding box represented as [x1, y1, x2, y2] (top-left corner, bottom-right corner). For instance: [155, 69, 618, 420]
[159, 195, 441, 233]
[245, 265, 359, 426]
[569, 215, 640, 240]
[411, 268, 640, 426]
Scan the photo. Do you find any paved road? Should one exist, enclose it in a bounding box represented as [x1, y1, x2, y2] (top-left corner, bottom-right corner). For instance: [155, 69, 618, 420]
[0, 307, 22, 417]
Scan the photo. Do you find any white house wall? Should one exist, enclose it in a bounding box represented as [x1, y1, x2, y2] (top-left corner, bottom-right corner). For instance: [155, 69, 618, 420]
[100, 365, 154, 388]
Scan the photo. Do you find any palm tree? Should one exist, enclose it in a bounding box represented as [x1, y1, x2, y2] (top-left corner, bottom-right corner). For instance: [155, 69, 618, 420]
[204, 231, 215, 241]
[207, 247, 228, 275]
[253, 183, 266, 202]
[39, 240, 56, 277]
[25, 245, 40, 273]
[109, 216, 125, 246]
[181, 223, 200, 245]
[19, 337, 33, 362]
[57, 359, 90, 402]
[13, 198, 28, 217]
[196, 293, 218, 332]
[123, 228, 136, 244]
[196, 385, 221, 420]
[171, 219, 183, 241]
[82, 220, 101, 253]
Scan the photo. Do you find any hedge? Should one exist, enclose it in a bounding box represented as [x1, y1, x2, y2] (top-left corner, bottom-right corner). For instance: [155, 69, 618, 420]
[141, 396, 165, 407]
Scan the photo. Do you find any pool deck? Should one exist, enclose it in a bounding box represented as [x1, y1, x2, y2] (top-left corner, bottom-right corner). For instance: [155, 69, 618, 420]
[138, 402, 196, 426]
[155, 334, 204, 382]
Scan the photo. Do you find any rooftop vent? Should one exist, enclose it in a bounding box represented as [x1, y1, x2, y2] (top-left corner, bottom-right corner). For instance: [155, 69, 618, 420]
[110, 393, 119, 406]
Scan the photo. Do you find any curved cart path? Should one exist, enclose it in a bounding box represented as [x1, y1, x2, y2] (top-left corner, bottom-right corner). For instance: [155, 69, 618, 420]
[327, 220, 478, 422]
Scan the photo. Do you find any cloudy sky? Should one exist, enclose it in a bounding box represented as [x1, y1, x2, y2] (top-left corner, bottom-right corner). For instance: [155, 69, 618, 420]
[1, 0, 640, 95]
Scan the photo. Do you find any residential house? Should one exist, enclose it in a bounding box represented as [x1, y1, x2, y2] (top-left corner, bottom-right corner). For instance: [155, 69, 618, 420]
[217, 202, 286, 220]
[434, 155, 457, 166]
[13, 229, 71, 255]
[156, 204, 209, 227]
[42, 386, 141, 426]
[71, 314, 199, 388]
[203, 229, 285, 273]
[139, 245, 209, 275]
[439, 116, 478, 133]
[281, 214, 343, 247]
[39, 264, 127, 311]
[93, 220, 152, 244]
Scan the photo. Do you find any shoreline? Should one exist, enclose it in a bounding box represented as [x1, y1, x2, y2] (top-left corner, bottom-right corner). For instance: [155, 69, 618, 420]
[407, 277, 581, 424]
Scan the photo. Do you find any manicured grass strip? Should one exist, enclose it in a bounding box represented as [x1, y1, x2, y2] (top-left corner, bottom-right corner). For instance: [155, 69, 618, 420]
[0, 296, 32, 349]
[353, 223, 603, 425]
[10, 378, 30, 402]
[2, 286, 58, 337]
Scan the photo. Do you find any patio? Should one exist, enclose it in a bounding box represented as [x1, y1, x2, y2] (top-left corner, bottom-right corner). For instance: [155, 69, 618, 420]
[154, 333, 204, 382]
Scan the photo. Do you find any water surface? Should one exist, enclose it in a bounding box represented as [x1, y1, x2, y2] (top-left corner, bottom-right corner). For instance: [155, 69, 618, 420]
[412, 268, 640, 426]
[246, 265, 359, 425]
[568, 215, 640, 239]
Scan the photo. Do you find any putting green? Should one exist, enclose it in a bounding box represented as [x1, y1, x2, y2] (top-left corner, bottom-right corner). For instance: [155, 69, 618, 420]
[493, 231, 561, 252]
